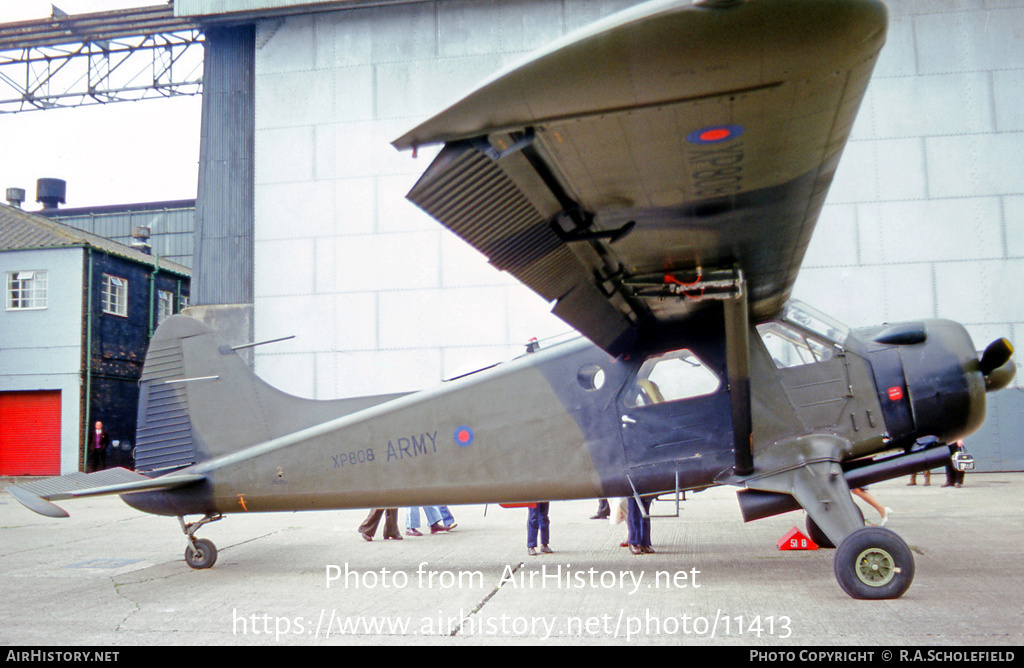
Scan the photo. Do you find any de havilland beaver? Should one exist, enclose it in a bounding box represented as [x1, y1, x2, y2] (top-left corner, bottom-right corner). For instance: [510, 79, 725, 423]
[8, 0, 1016, 599]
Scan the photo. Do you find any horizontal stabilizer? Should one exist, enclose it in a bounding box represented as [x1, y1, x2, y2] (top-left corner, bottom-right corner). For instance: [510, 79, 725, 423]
[5, 467, 205, 518]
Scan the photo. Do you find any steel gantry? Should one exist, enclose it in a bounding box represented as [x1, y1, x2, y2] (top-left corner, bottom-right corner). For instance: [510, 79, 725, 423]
[0, 5, 203, 113]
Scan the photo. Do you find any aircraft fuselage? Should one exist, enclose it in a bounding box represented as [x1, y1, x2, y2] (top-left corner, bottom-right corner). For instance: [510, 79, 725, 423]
[122, 301, 989, 520]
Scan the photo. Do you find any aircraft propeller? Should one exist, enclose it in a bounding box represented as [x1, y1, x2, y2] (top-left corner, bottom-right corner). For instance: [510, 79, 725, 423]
[979, 337, 1015, 392]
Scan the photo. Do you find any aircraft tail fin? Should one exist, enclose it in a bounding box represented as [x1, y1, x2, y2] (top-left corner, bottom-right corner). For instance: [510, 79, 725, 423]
[134, 315, 407, 474]
[5, 468, 204, 518]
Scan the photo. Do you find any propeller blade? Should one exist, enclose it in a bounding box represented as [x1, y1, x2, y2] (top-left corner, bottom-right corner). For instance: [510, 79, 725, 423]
[985, 361, 1016, 392]
[979, 338, 1014, 376]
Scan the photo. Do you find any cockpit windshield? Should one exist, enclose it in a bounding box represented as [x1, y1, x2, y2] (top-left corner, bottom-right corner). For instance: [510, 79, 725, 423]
[756, 301, 849, 370]
[781, 300, 850, 345]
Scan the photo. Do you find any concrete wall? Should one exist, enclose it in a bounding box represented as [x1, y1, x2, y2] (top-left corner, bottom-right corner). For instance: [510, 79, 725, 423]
[249, 0, 1024, 467]
[792, 0, 1024, 470]
[797, 0, 1024, 349]
[0, 247, 84, 473]
[252, 0, 643, 399]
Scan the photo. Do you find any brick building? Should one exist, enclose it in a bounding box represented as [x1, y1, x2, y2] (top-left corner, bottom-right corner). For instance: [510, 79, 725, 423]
[0, 204, 190, 474]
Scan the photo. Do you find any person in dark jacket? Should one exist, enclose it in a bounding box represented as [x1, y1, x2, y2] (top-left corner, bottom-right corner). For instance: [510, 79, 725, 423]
[89, 421, 110, 472]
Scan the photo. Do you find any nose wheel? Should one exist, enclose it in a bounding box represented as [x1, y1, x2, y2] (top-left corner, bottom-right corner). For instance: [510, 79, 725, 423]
[834, 526, 915, 599]
[178, 514, 223, 570]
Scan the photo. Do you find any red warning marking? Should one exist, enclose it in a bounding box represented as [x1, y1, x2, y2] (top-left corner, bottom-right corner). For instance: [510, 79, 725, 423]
[888, 386, 904, 401]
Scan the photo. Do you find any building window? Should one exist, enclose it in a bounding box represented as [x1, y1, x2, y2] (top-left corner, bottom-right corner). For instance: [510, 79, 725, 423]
[157, 290, 174, 324]
[179, 293, 190, 310]
[6, 270, 48, 310]
[102, 274, 128, 317]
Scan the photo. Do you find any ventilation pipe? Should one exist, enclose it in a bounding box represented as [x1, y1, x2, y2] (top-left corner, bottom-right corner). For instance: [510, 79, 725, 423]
[5, 187, 26, 208]
[36, 178, 66, 209]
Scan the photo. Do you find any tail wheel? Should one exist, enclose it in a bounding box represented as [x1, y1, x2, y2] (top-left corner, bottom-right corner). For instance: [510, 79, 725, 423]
[185, 538, 218, 569]
[834, 527, 914, 599]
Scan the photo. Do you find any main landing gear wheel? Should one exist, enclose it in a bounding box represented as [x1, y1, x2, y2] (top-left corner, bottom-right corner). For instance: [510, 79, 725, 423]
[834, 527, 915, 599]
[185, 538, 218, 569]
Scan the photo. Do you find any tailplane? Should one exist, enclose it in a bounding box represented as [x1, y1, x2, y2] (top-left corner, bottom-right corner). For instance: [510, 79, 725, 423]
[6, 468, 204, 518]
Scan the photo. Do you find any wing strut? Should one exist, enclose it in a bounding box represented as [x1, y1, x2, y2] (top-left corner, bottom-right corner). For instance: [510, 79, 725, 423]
[632, 265, 755, 474]
[723, 271, 754, 476]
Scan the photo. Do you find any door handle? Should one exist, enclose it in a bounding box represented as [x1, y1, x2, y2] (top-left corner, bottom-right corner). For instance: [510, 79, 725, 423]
[621, 415, 637, 425]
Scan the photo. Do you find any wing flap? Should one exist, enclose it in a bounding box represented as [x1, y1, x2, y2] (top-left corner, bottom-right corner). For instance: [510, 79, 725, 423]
[5, 467, 205, 517]
[409, 141, 573, 301]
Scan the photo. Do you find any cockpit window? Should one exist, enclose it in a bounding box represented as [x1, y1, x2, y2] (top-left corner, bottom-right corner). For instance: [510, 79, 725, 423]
[624, 349, 721, 408]
[782, 301, 849, 345]
[757, 320, 837, 369]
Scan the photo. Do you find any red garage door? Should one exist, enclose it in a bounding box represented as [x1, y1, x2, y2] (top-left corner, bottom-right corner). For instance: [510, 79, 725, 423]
[0, 391, 62, 475]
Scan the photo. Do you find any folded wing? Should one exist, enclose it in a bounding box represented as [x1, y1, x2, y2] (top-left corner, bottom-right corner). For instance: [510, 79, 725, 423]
[395, 0, 887, 354]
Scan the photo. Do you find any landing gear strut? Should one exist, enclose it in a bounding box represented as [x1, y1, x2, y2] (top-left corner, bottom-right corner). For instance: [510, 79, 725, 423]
[179, 514, 223, 569]
[833, 526, 915, 599]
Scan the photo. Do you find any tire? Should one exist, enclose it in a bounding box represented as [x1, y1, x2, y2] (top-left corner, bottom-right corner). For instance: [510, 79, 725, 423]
[806, 516, 835, 548]
[806, 504, 865, 549]
[185, 538, 218, 569]
[834, 527, 914, 599]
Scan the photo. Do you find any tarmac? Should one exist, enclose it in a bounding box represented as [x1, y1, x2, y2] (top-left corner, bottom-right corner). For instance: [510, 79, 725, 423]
[1, 473, 1021, 647]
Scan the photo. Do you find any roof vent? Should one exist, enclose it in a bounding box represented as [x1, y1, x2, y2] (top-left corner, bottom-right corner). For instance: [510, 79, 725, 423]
[131, 226, 152, 254]
[36, 178, 66, 209]
[6, 187, 26, 208]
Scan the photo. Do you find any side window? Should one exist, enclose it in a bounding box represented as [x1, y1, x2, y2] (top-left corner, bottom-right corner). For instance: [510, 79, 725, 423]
[757, 321, 835, 369]
[6, 270, 47, 310]
[157, 290, 174, 324]
[624, 349, 721, 408]
[102, 274, 128, 317]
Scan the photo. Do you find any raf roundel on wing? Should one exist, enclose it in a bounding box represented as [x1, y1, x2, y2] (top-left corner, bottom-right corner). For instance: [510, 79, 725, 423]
[686, 124, 744, 145]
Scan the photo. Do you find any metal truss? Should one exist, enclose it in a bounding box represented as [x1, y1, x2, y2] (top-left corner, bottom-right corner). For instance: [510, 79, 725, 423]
[0, 6, 204, 113]
[0, 30, 203, 113]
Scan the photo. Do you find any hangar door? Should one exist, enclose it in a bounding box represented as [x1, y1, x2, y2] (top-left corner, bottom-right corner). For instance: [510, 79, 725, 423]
[0, 391, 62, 475]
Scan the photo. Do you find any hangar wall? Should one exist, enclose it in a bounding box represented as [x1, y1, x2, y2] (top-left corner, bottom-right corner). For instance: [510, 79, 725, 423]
[251, 0, 642, 400]
[248, 0, 1024, 466]
[792, 0, 1024, 470]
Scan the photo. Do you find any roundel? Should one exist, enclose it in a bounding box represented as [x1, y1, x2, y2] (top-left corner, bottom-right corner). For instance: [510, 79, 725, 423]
[686, 124, 744, 145]
[454, 426, 475, 447]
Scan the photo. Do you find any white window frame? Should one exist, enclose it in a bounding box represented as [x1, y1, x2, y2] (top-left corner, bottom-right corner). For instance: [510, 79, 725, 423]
[157, 289, 174, 324]
[102, 274, 128, 317]
[6, 270, 48, 310]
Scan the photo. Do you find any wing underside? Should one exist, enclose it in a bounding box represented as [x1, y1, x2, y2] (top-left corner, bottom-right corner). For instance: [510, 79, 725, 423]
[397, 0, 887, 353]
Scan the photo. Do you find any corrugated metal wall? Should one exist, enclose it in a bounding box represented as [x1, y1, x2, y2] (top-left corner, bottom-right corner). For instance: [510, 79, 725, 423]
[48, 204, 195, 268]
[193, 25, 255, 307]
